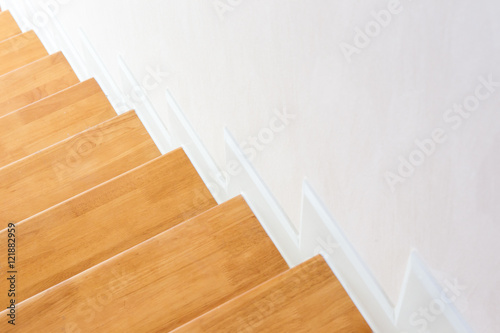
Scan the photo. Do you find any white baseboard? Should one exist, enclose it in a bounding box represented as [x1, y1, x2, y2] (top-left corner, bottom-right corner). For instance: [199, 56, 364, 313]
[395, 251, 473, 333]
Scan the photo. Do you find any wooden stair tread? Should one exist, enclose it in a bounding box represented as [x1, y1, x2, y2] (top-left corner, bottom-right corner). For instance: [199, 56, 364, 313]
[0, 51, 79, 117]
[0, 30, 48, 76]
[0, 196, 289, 332]
[0, 11, 21, 42]
[0, 79, 116, 168]
[173, 255, 372, 332]
[0, 149, 217, 305]
[0, 8, 370, 331]
[0, 110, 160, 230]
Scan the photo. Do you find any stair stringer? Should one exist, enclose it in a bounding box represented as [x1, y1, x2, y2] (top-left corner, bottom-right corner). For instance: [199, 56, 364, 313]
[0, 1, 473, 332]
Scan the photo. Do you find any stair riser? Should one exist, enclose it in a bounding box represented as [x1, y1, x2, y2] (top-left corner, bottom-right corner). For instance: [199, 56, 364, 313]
[0, 150, 217, 306]
[0, 11, 21, 42]
[173, 256, 372, 332]
[0, 79, 116, 168]
[0, 30, 48, 76]
[0, 197, 288, 332]
[0, 111, 160, 232]
[0, 52, 79, 117]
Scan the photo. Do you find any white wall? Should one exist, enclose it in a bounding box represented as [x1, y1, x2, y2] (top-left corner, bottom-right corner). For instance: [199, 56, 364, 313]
[24, 0, 499, 331]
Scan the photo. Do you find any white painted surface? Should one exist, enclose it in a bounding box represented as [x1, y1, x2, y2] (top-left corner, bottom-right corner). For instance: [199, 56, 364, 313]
[4, 0, 498, 331]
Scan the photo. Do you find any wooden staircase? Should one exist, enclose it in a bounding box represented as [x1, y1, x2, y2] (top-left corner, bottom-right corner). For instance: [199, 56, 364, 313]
[0, 11, 372, 332]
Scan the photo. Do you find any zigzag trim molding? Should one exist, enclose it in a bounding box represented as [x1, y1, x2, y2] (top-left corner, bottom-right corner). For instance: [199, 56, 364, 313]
[0, 1, 474, 332]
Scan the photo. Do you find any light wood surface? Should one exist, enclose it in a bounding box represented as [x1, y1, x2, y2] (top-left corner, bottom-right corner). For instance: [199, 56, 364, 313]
[0, 51, 79, 116]
[0, 196, 289, 332]
[0, 14, 370, 332]
[0, 111, 160, 231]
[0, 30, 48, 76]
[0, 11, 21, 42]
[173, 255, 372, 332]
[0, 79, 116, 167]
[0, 149, 217, 306]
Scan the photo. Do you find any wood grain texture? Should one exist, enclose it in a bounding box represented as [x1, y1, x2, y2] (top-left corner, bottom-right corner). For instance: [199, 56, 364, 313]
[173, 255, 372, 333]
[0, 79, 116, 168]
[0, 149, 217, 306]
[0, 30, 48, 76]
[0, 111, 160, 230]
[0, 196, 289, 332]
[0, 51, 79, 116]
[0, 11, 21, 42]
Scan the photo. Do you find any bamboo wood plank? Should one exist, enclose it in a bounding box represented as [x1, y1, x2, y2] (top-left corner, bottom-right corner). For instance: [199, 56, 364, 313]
[0, 79, 116, 168]
[0, 11, 21, 42]
[0, 51, 79, 116]
[0, 111, 160, 231]
[0, 196, 289, 332]
[0, 30, 48, 76]
[0, 149, 217, 306]
[173, 255, 372, 333]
